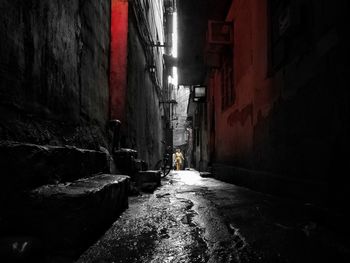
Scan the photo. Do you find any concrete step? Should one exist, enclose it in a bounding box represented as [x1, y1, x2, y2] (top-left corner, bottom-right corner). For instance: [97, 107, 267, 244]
[10, 174, 130, 256]
[113, 148, 137, 175]
[133, 158, 148, 173]
[0, 141, 110, 193]
[0, 141, 130, 260]
[135, 170, 161, 192]
[113, 148, 148, 179]
[199, 172, 213, 178]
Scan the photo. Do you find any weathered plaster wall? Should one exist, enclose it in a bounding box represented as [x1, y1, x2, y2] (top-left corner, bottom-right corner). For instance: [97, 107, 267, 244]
[122, 1, 164, 167]
[212, 0, 268, 168]
[0, 0, 111, 149]
[208, 0, 350, 205]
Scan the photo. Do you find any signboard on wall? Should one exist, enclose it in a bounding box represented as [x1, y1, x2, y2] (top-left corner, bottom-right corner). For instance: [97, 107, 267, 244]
[193, 85, 207, 102]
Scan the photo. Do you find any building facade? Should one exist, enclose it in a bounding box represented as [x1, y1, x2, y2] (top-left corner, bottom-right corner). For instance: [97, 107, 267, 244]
[195, 0, 350, 208]
[0, 0, 173, 167]
[110, 0, 170, 166]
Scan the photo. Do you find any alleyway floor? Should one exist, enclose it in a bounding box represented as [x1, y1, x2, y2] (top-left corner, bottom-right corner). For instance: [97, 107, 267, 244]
[77, 171, 349, 263]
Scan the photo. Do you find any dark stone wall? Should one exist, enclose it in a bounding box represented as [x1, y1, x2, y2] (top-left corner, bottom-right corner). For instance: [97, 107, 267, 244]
[252, 0, 350, 207]
[0, 0, 111, 149]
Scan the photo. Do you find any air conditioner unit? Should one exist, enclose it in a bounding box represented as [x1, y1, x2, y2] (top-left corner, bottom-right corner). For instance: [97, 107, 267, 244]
[207, 20, 233, 45]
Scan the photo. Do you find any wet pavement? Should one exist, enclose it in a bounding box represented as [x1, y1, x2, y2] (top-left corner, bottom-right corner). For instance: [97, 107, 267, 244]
[77, 170, 349, 263]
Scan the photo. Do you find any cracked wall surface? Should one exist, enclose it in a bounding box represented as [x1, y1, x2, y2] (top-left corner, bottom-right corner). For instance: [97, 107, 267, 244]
[0, 0, 111, 149]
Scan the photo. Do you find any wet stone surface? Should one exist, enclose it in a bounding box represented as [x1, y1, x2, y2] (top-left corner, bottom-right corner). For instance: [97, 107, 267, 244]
[78, 171, 350, 263]
[77, 183, 209, 262]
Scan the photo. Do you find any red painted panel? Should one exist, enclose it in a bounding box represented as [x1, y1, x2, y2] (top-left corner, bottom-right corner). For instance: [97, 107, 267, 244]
[207, 0, 276, 164]
[110, 0, 128, 121]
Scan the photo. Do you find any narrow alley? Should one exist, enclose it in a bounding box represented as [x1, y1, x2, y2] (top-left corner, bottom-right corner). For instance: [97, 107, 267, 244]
[1, 0, 350, 262]
[78, 171, 347, 263]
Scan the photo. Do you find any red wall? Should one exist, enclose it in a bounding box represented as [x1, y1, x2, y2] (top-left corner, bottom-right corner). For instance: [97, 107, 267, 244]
[110, 0, 129, 122]
[209, 0, 276, 165]
[203, 0, 350, 206]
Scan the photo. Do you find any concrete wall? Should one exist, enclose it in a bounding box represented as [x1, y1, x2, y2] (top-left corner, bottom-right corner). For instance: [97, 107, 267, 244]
[173, 85, 190, 147]
[0, 0, 111, 149]
[122, 0, 165, 167]
[187, 95, 209, 172]
[177, 0, 232, 84]
[206, 0, 350, 207]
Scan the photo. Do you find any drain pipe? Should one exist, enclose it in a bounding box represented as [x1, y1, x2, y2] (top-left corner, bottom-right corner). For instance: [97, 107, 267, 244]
[109, 119, 121, 153]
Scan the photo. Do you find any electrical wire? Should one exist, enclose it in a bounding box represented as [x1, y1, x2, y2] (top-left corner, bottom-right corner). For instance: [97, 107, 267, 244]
[131, 0, 164, 97]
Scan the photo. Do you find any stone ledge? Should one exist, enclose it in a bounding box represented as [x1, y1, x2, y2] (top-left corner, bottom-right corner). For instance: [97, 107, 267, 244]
[0, 141, 110, 192]
[136, 170, 161, 191]
[15, 174, 130, 255]
[113, 148, 138, 176]
[213, 163, 327, 205]
[199, 172, 213, 178]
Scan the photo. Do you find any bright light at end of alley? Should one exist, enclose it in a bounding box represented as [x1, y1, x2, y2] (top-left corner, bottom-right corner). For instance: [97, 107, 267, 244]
[170, 11, 178, 87]
[172, 12, 178, 58]
[171, 170, 203, 185]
